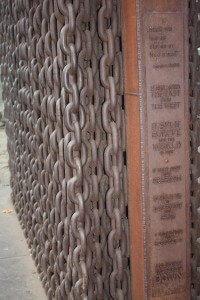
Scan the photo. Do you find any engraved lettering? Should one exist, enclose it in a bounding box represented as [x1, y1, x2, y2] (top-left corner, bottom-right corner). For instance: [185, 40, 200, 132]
[152, 261, 184, 297]
[152, 122, 182, 155]
[154, 229, 183, 246]
[153, 193, 183, 220]
[151, 84, 181, 110]
[152, 165, 182, 184]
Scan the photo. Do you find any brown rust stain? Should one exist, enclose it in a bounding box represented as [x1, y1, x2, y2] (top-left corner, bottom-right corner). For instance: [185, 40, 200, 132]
[122, 0, 145, 299]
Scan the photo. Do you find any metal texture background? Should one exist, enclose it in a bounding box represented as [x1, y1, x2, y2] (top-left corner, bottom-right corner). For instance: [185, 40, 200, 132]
[135, 0, 190, 299]
[0, 1, 130, 299]
[189, 1, 200, 299]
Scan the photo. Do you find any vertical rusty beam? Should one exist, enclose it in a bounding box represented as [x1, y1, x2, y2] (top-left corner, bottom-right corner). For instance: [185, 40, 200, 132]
[123, 0, 190, 299]
[122, 1, 145, 299]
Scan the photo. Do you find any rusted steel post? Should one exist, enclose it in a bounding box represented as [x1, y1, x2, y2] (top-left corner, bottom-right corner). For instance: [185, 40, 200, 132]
[123, 0, 190, 299]
[122, 0, 145, 299]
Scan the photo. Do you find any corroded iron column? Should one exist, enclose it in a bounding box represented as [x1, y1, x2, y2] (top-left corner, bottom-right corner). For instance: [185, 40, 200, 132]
[123, 0, 190, 299]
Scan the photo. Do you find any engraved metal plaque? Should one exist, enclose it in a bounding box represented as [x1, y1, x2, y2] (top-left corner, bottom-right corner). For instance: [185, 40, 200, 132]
[137, 2, 190, 299]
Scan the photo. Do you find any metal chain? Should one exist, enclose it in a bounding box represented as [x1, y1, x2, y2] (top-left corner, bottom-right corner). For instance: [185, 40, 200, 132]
[0, 1, 130, 299]
[98, 1, 129, 298]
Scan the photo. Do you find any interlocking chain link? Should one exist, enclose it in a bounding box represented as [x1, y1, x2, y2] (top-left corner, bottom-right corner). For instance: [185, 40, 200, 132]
[189, 1, 200, 298]
[0, 0, 130, 299]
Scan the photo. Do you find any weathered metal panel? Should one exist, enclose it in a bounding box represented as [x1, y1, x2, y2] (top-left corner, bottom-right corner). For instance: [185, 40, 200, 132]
[137, 1, 190, 299]
[189, 1, 200, 298]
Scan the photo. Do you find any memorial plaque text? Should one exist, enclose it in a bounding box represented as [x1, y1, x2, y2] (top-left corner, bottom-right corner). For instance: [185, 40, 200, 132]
[141, 11, 189, 299]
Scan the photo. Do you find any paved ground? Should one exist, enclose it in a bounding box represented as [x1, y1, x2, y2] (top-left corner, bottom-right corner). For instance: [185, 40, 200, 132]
[0, 97, 46, 298]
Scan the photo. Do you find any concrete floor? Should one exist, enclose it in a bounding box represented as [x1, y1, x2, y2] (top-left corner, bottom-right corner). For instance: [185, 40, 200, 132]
[0, 116, 46, 298]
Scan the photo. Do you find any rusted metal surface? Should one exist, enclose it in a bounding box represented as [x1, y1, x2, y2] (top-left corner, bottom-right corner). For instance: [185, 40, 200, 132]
[189, 1, 200, 299]
[0, 1, 131, 299]
[122, 0, 145, 299]
[134, 0, 190, 299]
[144, 12, 190, 298]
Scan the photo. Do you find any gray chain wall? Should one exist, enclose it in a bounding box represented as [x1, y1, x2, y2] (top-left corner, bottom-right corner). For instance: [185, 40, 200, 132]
[0, 1, 130, 299]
